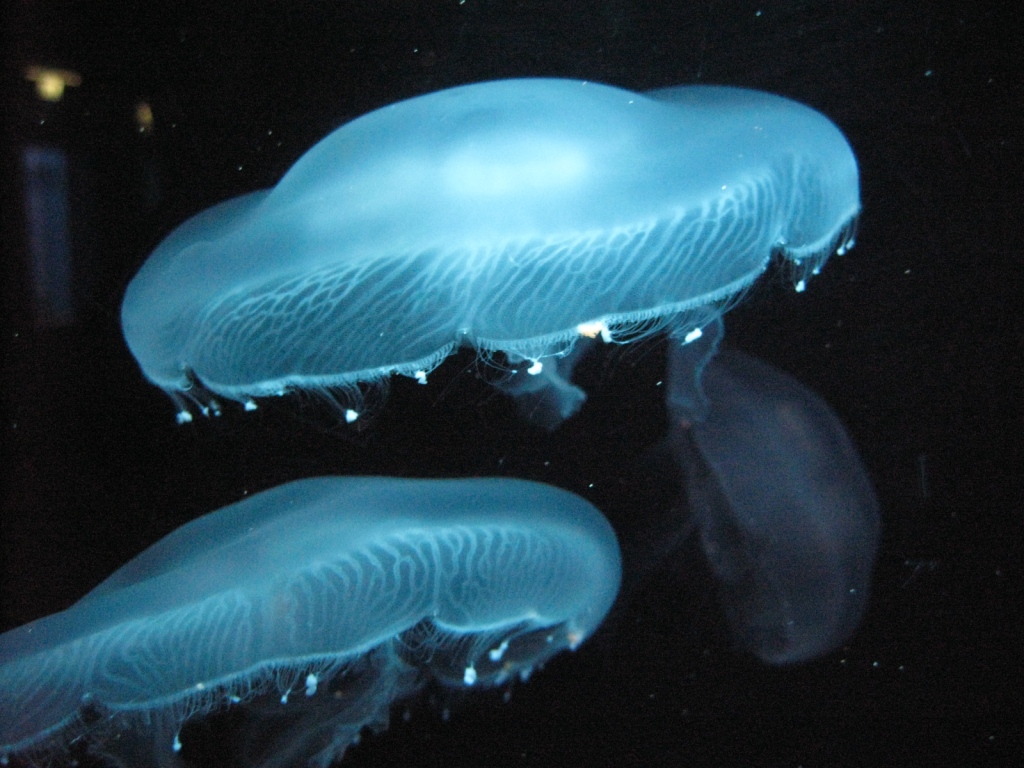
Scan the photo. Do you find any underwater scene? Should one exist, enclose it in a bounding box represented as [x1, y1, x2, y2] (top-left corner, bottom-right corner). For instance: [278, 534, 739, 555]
[2, 1, 1020, 766]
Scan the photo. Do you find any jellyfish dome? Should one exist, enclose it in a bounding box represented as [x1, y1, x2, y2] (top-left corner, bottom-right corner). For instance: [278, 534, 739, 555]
[0, 477, 621, 768]
[121, 78, 859, 423]
[667, 340, 880, 664]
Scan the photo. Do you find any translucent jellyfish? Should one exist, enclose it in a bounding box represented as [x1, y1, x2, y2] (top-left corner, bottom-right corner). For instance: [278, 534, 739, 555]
[666, 331, 880, 664]
[121, 78, 859, 425]
[0, 477, 621, 767]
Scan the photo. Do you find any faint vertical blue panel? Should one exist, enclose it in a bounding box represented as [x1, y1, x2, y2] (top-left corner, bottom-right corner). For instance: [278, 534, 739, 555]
[23, 145, 75, 327]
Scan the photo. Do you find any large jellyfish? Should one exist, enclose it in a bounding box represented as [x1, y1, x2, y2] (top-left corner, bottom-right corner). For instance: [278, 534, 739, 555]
[121, 78, 859, 425]
[0, 477, 621, 768]
[666, 326, 880, 664]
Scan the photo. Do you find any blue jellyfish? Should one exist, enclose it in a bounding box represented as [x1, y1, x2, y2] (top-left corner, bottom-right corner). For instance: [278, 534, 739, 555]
[121, 78, 859, 425]
[0, 477, 621, 767]
[666, 330, 880, 664]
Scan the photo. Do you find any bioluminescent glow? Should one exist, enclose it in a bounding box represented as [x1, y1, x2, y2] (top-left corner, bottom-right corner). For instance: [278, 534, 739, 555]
[0, 477, 620, 767]
[121, 78, 858, 425]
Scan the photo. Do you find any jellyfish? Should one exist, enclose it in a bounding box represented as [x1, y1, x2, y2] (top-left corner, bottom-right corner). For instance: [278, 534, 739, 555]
[120, 78, 859, 425]
[665, 329, 880, 664]
[0, 477, 621, 768]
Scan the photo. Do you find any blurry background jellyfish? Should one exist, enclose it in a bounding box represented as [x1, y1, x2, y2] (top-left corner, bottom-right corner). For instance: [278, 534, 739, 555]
[663, 325, 880, 664]
[120, 79, 858, 427]
[0, 477, 621, 768]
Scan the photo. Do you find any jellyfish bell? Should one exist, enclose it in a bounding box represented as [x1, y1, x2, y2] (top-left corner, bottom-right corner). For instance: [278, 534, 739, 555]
[0, 476, 621, 768]
[666, 344, 880, 664]
[121, 78, 859, 425]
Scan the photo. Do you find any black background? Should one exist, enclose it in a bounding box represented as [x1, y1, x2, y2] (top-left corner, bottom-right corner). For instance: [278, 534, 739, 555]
[2, 1, 1021, 766]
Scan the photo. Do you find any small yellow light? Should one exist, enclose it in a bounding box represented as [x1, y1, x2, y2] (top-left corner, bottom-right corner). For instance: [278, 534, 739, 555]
[135, 101, 154, 132]
[25, 65, 82, 102]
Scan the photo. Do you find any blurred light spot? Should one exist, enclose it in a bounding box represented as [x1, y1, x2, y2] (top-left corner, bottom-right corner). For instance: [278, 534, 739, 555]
[135, 102, 155, 133]
[25, 65, 82, 102]
[23, 146, 75, 327]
